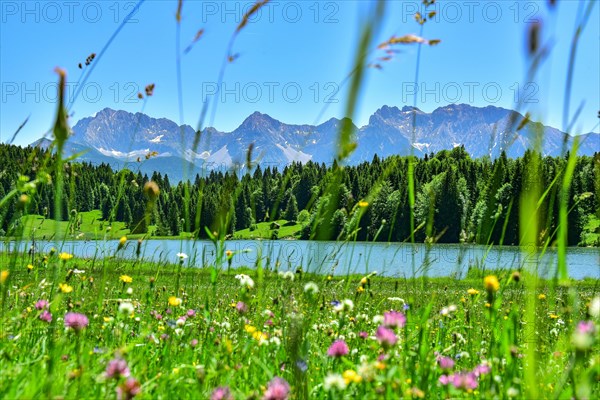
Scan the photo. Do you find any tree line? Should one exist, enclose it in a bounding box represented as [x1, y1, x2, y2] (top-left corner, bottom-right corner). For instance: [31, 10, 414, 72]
[0, 143, 598, 246]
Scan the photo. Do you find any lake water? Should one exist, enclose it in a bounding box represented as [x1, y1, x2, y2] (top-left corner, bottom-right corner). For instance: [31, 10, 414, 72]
[3, 239, 599, 279]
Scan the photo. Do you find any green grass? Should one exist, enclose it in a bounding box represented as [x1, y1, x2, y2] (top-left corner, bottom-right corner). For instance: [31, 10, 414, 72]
[233, 220, 302, 240]
[19, 210, 195, 241]
[0, 254, 598, 399]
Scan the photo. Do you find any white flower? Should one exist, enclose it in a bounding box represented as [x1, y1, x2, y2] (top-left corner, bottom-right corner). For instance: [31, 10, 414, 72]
[590, 296, 600, 318]
[235, 274, 255, 288]
[269, 336, 281, 346]
[72, 269, 85, 274]
[323, 373, 347, 391]
[118, 302, 134, 315]
[278, 271, 295, 281]
[333, 299, 354, 313]
[220, 321, 231, 330]
[176, 318, 186, 327]
[373, 315, 384, 324]
[126, 287, 133, 295]
[387, 297, 405, 303]
[507, 388, 519, 397]
[304, 282, 319, 295]
[176, 252, 188, 260]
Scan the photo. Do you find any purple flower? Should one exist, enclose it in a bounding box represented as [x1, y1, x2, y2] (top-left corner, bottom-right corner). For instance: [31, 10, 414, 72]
[263, 377, 290, 400]
[64, 312, 89, 332]
[439, 374, 450, 385]
[437, 356, 455, 370]
[383, 310, 406, 329]
[39, 310, 52, 323]
[576, 320, 595, 334]
[473, 363, 491, 376]
[450, 372, 478, 390]
[190, 339, 199, 347]
[211, 386, 233, 400]
[375, 325, 398, 348]
[236, 301, 248, 314]
[35, 300, 49, 310]
[359, 331, 369, 339]
[327, 340, 349, 357]
[105, 358, 131, 379]
[116, 378, 141, 400]
[187, 309, 196, 318]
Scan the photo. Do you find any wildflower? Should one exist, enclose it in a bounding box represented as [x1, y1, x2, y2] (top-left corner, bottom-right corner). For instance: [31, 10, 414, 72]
[64, 312, 89, 332]
[278, 271, 295, 281]
[333, 299, 354, 313]
[538, 293, 546, 300]
[507, 387, 520, 397]
[35, 300, 49, 310]
[126, 287, 133, 295]
[176, 318, 186, 327]
[190, 339, 198, 347]
[376, 325, 398, 348]
[590, 296, 600, 317]
[358, 200, 369, 208]
[327, 340, 349, 357]
[58, 253, 73, 261]
[443, 371, 478, 390]
[467, 288, 479, 295]
[359, 331, 369, 339]
[323, 373, 347, 391]
[357, 286, 365, 293]
[437, 356, 455, 370]
[176, 252, 188, 261]
[303, 282, 319, 295]
[105, 358, 130, 379]
[572, 320, 596, 351]
[27, 264, 34, 271]
[118, 302, 134, 315]
[118, 236, 127, 250]
[168, 296, 182, 307]
[120, 275, 133, 284]
[342, 370, 362, 384]
[116, 378, 141, 400]
[59, 283, 73, 293]
[483, 275, 500, 292]
[236, 301, 248, 314]
[0, 270, 8, 284]
[263, 376, 290, 400]
[473, 363, 491, 376]
[383, 310, 406, 329]
[235, 274, 254, 288]
[225, 250, 233, 258]
[40, 310, 52, 323]
[211, 386, 233, 400]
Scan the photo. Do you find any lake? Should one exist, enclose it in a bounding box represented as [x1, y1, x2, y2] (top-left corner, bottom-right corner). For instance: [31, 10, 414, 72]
[3, 239, 599, 279]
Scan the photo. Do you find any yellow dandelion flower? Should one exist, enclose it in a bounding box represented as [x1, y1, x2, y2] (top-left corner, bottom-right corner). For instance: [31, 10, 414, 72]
[252, 331, 268, 341]
[483, 275, 500, 292]
[59, 283, 73, 293]
[549, 313, 559, 319]
[225, 250, 233, 258]
[58, 253, 73, 261]
[360, 277, 367, 285]
[538, 294, 546, 300]
[485, 302, 491, 308]
[244, 324, 257, 334]
[120, 275, 133, 283]
[118, 236, 127, 249]
[358, 200, 369, 208]
[357, 286, 365, 293]
[27, 264, 34, 270]
[467, 288, 479, 295]
[375, 361, 386, 370]
[0, 270, 8, 284]
[168, 296, 182, 306]
[343, 370, 362, 384]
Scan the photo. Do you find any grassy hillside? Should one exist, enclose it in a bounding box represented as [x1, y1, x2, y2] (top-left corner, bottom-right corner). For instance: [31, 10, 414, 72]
[233, 220, 302, 240]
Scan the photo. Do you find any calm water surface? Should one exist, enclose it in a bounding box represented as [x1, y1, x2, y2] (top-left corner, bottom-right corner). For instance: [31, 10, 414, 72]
[3, 240, 599, 279]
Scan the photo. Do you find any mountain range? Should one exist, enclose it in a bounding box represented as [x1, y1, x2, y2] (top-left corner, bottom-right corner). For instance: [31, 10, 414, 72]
[32, 104, 598, 181]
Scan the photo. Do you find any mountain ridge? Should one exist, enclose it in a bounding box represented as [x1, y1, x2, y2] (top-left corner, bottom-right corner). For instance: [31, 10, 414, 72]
[31, 104, 599, 181]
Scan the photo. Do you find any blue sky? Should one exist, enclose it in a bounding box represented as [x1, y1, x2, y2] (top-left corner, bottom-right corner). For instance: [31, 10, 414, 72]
[1, 0, 598, 146]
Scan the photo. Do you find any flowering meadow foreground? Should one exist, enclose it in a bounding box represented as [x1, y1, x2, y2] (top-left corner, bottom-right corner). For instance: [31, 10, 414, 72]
[0, 249, 599, 399]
